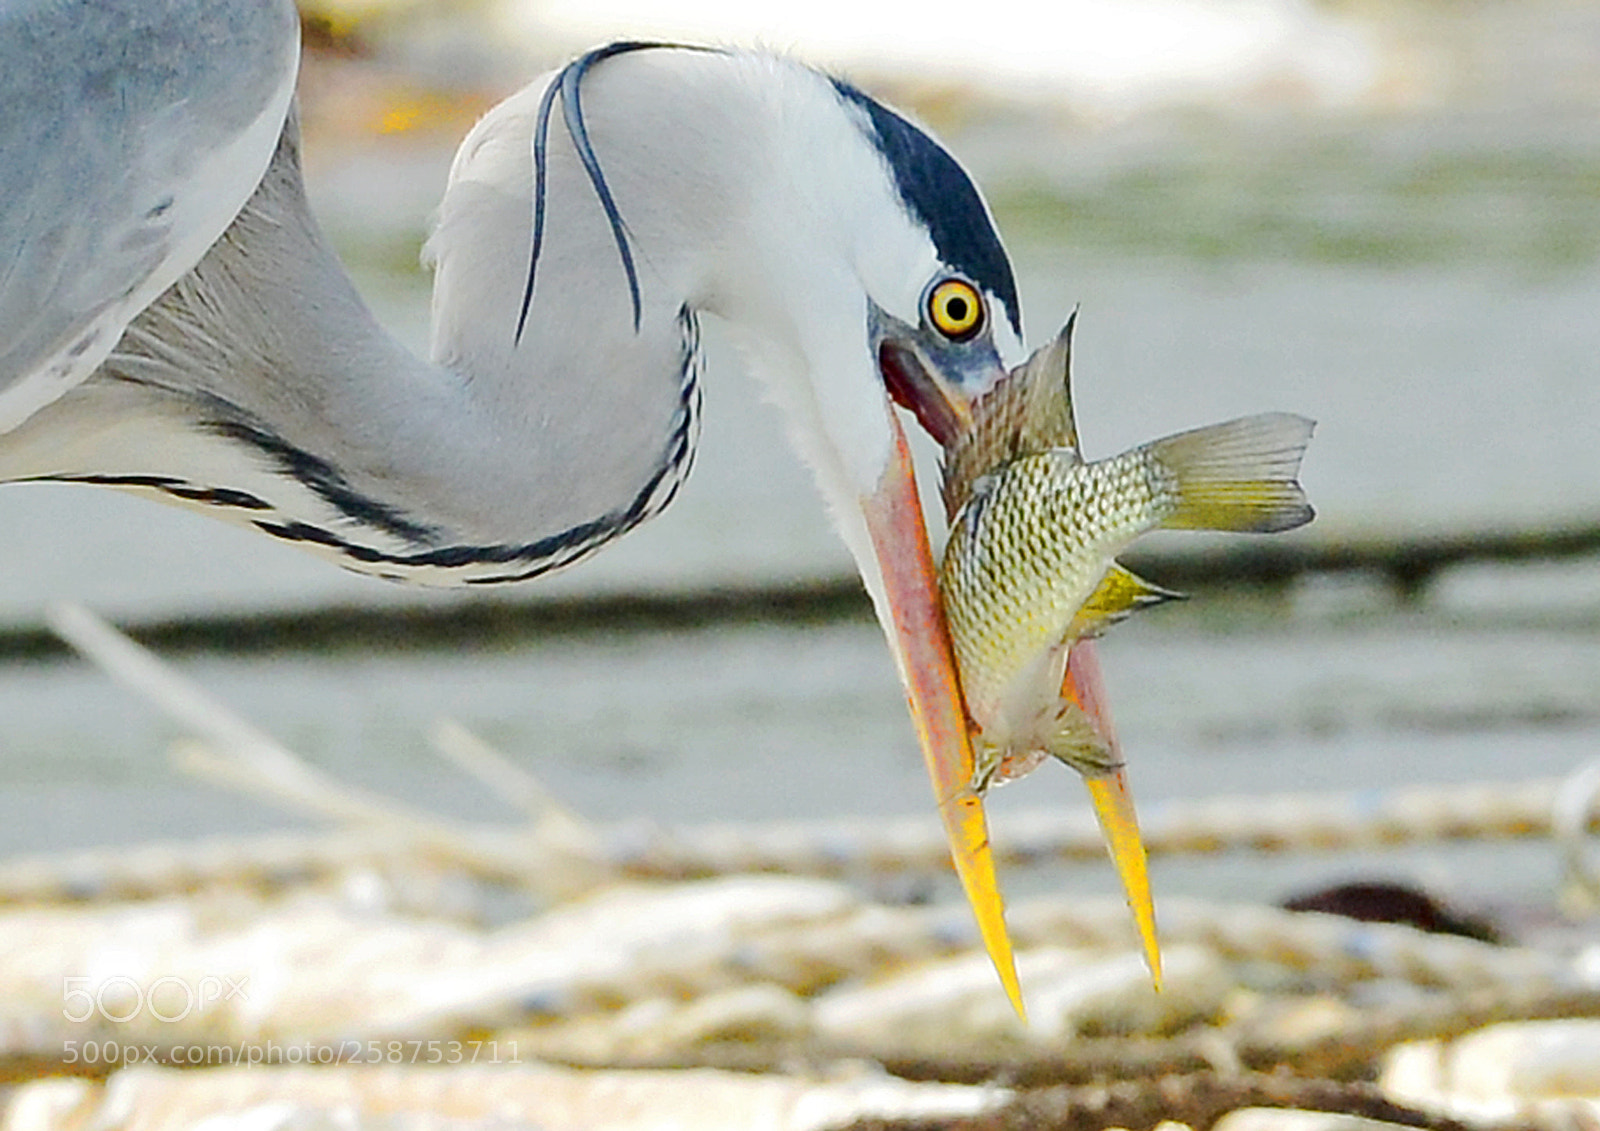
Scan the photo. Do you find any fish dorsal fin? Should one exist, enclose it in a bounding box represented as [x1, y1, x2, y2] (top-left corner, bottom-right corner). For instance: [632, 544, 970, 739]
[1018, 307, 1081, 455]
[1066, 562, 1185, 640]
[940, 309, 1085, 519]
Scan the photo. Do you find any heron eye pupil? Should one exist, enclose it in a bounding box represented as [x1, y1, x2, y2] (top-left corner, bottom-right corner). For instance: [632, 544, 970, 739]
[927, 279, 984, 340]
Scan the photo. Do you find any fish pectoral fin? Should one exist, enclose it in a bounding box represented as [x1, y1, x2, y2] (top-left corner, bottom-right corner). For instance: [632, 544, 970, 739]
[1066, 563, 1186, 640]
[1040, 697, 1122, 778]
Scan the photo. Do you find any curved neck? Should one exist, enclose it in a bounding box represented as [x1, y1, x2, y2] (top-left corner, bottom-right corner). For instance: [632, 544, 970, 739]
[17, 49, 898, 585]
[70, 107, 705, 583]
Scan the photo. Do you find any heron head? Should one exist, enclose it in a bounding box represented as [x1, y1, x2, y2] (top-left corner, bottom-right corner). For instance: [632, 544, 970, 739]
[833, 77, 1024, 455]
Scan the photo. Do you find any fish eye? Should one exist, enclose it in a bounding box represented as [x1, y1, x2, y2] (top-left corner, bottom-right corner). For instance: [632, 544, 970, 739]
[926, 278, 985, 342]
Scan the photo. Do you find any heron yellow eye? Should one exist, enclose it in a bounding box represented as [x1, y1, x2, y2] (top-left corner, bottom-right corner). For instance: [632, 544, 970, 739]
[926, 278, 985, 341]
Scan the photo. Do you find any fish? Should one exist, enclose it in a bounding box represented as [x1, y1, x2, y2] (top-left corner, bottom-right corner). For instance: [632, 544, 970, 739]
[936, 311, 1314, 989]
[940, 312, 1315, 791]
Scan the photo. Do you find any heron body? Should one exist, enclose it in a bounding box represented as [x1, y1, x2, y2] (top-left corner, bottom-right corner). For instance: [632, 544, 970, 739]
[0, 0, 298, 435]
[2, 6, 1021, 583]
[0, 1, 1152, 1013]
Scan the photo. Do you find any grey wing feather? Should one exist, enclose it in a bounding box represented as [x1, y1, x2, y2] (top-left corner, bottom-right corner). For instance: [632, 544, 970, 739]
[0, 0, 298, 427]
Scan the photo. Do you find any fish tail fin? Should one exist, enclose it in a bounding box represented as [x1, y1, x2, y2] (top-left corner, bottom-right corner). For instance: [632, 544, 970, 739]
[1150, 412, 1316, 533]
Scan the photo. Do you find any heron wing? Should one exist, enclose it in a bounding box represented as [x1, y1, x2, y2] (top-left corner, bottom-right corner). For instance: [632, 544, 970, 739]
[0, 0, 299, 432]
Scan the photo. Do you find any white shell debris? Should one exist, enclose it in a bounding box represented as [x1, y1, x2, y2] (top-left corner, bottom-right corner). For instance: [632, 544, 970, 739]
[0, 858, 1590, 1072]
[1214, 1109, 1418, 1131]
[3, 609, 1595, 1131]
[3, 1063, 1007, 1131]
[512, 984, 814, 1062]
[813, 947, 1072, 1045]
[1381, 1019, 1600, 1124]
[1441, 1019, 1600, 1099]
[0, 773, 1575, 905]
[1026, 944, 1233, 1040]
[0, 876, 860, 1060]
[0, 1078, 98, 1131]
[501, 875, 857, 956]
[812, 944, 1232, 1046]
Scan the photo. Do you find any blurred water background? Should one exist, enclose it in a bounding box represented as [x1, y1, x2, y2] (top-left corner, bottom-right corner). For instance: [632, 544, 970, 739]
[3, 0, 1598, 918]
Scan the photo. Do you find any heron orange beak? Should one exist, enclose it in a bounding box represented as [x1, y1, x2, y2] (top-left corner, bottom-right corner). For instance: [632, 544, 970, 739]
[862, 412, 1024, 1018]
[862, 414, 1161, 1019]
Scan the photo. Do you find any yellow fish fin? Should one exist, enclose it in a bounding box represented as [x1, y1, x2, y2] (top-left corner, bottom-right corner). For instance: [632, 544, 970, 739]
[1067, 562, 1185, 640]
[1149, 412, 1316, 533]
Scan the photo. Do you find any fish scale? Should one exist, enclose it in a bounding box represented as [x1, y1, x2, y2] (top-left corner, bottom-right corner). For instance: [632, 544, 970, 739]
[947, 446, 1175, 737]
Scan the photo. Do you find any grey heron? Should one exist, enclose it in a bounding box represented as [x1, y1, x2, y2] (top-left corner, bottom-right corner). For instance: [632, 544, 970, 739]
[0, 1, 1152, 1011]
